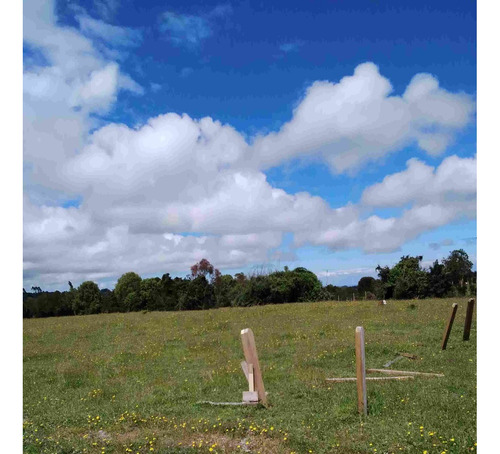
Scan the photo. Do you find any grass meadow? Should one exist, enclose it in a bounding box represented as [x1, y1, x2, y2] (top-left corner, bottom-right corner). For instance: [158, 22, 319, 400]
[23, 298, 476, 454]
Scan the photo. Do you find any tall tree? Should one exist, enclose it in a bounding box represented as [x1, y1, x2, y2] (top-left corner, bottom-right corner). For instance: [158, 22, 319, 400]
[357, 276, 376, 295]
[388, 256, 428, 299]
[427, 260, 452, 297]
[115, 272, 142, 312]
[77, 281, 101, 314]
[442, 249, 473, 294]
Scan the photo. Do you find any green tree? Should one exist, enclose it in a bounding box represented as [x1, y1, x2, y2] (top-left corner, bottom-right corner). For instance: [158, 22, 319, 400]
[442, 249, 473, 295]
[427, 260, 452, 297]
[389, 256, 428, 299]
[357, 276, 376, 296]
[100, 289, 120, 313]
[159, 273, 181, 311]
[115, 272, 142, 312]
[178, 275, 214, 310]
[140, 278, 164, 311]
[214, 274, 235, 307]
[292, 267, 322, 302]
[375, 265, 392, 298]
[77, 281, 101, 314]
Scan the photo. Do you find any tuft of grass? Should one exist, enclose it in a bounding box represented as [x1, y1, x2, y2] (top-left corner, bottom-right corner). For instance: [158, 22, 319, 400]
[24, 298, 476, 453]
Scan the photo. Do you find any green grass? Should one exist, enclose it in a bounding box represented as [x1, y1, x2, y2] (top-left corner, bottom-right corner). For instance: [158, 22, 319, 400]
[23, 298, 476, 454]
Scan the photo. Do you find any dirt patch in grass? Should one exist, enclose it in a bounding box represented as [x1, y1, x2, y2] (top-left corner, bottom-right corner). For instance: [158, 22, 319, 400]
[157, 430, 285, 453]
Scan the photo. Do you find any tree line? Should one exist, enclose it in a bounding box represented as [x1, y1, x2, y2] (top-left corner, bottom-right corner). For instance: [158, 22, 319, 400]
[23, 250, 475, 318]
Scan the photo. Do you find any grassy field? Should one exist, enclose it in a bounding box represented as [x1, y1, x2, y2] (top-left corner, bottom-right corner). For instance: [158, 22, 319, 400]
[23, 297, 476, 454]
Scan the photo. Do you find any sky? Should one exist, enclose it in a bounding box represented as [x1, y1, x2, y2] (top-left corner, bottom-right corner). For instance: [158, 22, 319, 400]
[22, 0, 477, 291]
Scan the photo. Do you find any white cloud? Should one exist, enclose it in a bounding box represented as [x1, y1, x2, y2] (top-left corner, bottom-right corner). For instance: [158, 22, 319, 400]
[159, 4, 232, 48]
[76, 14, 143, 47]
[23, 196, 284, 289]
[249, 63, 474, 173]
[92, 0, 120, 21]
[23, 8, 476, 293]
[295, 156, 476, 253]
[295, 200, 475, 254]
[361, 155, 476, 207]
[317, 267, 375, 278]
[23, 0, 143, 201]
[78, 63, 120, 110]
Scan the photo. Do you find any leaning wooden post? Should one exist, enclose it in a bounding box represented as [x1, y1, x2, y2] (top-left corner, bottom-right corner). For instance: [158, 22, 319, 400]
[241, 328, 267, 405]
[463, 298, 475, 341]
[441, 303, 458, 350]
[355, 326, 367, 416]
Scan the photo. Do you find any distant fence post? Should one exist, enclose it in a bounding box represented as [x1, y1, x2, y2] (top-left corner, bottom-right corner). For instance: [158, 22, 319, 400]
[441, 303, 458, 350]
[463, 298, 475, 341]
[241, 328, 267, 405]
[355, 326, 367, 416]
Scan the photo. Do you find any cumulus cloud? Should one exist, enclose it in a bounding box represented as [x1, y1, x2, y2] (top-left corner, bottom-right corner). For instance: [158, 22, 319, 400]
[361, 155, 476, 207]
[249, 63, 474, 173]
[295, 199, 475, 254]
[23, 8, 476, 290]
[24, 0, 142, 111]
[23, 0, 143, 202]
[295, 156, 476, 253]
[23, 196, 284, 288]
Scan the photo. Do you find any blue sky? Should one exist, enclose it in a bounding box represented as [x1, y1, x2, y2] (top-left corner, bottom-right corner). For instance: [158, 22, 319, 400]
[23, 0, 476, 290]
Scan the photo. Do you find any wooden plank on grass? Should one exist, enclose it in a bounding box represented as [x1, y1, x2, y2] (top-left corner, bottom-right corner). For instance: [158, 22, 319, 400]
[241, 328, 267, 405]
[326, 376, 414, 382]
[355, 326, 367, 416]
[441, 303, 458, 350]
[197, 400, 259, 406]
[366, 369, 444, 377]
[463, 298, 475, 341]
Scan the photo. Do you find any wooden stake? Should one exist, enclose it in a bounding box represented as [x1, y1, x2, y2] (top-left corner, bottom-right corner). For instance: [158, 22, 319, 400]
[366, 369, 444, 377]
[441, 303, 458, 350]
[463, 298, 475, 341]
[241, 328, 267, 405]
[355, 326, 367, 416]
[326, 376, 414, 382]
[248, 363, 254, 392]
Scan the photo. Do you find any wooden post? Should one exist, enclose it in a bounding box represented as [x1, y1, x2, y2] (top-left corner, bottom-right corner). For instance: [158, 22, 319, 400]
[355, 326, 367, 416]
[241, 328, 267, 404]
[248, 363, 254, 392]
[441, 303, 458, 350]
[463, 298, 475, 341]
